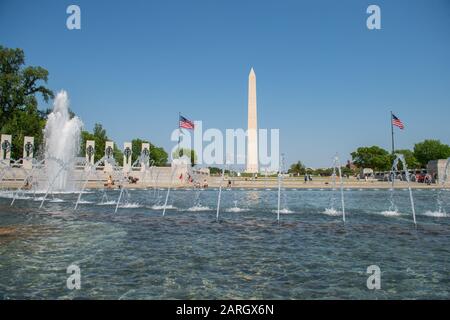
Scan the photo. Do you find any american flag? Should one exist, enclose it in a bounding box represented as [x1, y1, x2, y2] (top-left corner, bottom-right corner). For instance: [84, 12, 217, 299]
[392, 113, 404, 129]
[179, 115, 194, 129]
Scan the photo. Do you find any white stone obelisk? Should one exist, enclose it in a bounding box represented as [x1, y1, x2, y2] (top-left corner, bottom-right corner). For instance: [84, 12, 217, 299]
[246, 68, 259, 173]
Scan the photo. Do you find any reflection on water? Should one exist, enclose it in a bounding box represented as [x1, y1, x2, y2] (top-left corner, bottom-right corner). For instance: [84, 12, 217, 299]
[0, 189, 449, 299]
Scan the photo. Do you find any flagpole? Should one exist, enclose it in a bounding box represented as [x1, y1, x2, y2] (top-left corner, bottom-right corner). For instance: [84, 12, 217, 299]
[178, 112, 181, 156]
[390, 111, 395, 155]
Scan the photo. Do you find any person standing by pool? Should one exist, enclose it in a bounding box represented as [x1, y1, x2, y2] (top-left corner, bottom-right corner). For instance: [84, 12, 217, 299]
[105, 175, 114, 188]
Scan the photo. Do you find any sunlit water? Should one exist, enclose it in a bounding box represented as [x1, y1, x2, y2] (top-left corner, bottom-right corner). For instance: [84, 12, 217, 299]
[0, 188, 449, 299]
[43, 90, 83, 191]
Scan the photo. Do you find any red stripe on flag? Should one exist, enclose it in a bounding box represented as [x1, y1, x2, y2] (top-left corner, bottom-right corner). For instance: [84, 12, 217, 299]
[179, 115, 195, 129]
[392, 114, 404, 129]
[180, 121, 194, 129]
[392, 120, 404, 129]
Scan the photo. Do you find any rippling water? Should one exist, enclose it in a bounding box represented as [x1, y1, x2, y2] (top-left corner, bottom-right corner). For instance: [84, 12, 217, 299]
[0, 188, 449, 299]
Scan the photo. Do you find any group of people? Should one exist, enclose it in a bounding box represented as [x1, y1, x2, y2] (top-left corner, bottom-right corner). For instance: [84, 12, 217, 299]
[304, 174, 313, 183]
[193, 179, 208, 189]
[104, 175, 139, 188]
[179, 172, 209, 188]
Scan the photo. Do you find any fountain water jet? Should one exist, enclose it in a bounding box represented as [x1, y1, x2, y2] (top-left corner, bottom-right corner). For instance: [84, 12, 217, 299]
[39, 157, 72, 209]
[326, 155, 346, 222]
[44, 90, 83, 192]
[388, 154, 417, 225]
[75, 156, 110, 209]
[10, 158, 45, 205]
[434, 157, 450, 215]
[277, 154, 285, 223]
[162, 159, 184, 216]
[216, 165, 226, 222]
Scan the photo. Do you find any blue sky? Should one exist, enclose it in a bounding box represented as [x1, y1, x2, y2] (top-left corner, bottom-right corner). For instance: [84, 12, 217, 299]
[1, 0, 449, 167]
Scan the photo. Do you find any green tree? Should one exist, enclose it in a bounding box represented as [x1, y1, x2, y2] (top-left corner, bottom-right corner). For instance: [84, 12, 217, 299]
[313, 168, 334, 176]
[79, 123, 125, 166]
[132, 138, 168, 166]
[1, 108, 46, 159]
[92, 123, 107, 160]
[172, 147, 197, 166]
[0, 46, 54, 159]
[288, 161, 306, 176]
[351, 146, 392, 171]
[131, 138, 150, 164]
[79, 123, 109, 162]
[113, 144, 123, 166]
[150, 145, 168, 166]
[413, 140, 450, 167]
[208, 167, 230, 175]
[341, 166, 354, 177]
[80, 130, 95, 157]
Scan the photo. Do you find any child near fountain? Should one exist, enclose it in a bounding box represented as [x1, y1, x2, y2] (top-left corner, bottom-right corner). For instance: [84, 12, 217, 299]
[105, 175, 115, 188]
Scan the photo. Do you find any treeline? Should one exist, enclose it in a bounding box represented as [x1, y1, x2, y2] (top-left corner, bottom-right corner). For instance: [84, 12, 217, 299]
[0, 46, 52, 159]
[289, 140, 450, 176]
[288, 161, 354, 177]
[0, 45, 169, 165]
[351, 140, 450, 171]
[80, 124, 168, 166]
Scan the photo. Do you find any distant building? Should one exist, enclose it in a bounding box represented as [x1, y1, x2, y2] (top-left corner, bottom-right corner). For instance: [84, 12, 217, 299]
[360, 168, 374, 179]
[193, 167, 210, 176]
[427, 159, 449, 183]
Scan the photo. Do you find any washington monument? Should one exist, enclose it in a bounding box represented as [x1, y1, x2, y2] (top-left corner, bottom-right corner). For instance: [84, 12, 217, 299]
[246, 68, 259, 173]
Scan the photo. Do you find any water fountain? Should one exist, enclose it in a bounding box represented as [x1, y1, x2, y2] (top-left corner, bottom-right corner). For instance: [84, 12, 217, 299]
[115, 183, 130, 213]
[153, 169, 161, 200]
[75, 156, 109, 209]
[432, 157, 450, 216]
[131, 148, 151, 183]
[111, 148, 151, 212]
[216, 165, 226, 222]
[162, 158, 186, 216]
[43, 90, 83, 192]
[99, 160, 128, 207]
[387, 154, 417, 225]
[324, 155, 346, 222]
[277, 154, 285, 223]
[277, 172, 282, 223]
[275, 154, 293, 222]
[0, 159, 17, 187]
[225, 167, 242, 212]
[10, 158, 45, 205]
[0, 91, 430, 230]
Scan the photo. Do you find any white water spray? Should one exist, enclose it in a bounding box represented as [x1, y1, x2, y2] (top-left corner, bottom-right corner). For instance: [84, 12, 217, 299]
[216, 165, 226, 222]
[434, 157, 450, 215]
[277, 154, 285, 223]
[390, 154, 417, 225]
[44, 90, 83, 191]
[329, 155, 346, 222]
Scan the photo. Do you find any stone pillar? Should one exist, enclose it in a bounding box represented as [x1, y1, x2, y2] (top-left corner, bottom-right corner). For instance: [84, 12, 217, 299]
[85, 140, 95, 166]
[141, 142, 150, 171]
[23, 136, 34, 169]
[123, 142, 132, 173]
[0, 134, 12, 163]
[104, 141, 114, 172]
